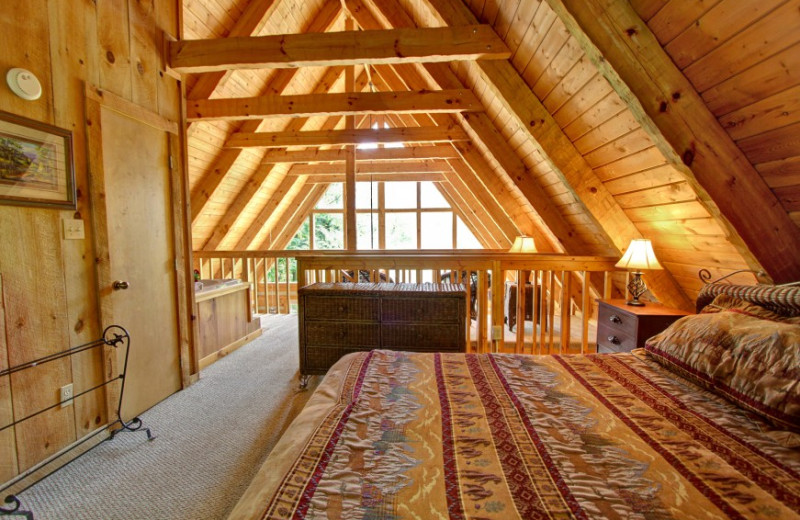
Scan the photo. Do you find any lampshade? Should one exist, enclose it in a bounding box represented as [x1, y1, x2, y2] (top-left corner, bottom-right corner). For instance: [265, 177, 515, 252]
[615, 239, 662, 270]
[509, 235, 536, 253]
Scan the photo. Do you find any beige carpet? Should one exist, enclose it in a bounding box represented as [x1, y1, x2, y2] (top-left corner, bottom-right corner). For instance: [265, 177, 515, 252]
[15, 314, 318, 520]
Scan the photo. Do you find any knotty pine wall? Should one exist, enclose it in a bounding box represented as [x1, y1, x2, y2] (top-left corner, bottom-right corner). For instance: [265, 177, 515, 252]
[0, 0, 182, 484]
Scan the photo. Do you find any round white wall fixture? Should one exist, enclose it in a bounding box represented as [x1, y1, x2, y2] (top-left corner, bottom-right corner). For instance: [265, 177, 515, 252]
[6, 68, 43, 101]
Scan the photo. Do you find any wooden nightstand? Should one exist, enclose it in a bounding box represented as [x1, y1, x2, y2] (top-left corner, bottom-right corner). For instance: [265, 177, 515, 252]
[596, 299, 691, 353]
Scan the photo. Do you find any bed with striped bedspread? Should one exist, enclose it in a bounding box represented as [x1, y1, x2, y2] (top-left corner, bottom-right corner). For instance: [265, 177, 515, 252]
[227, 348, 800, 520]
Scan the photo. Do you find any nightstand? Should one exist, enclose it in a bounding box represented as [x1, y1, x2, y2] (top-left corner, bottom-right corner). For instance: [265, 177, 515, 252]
[596, 299, 691, 353]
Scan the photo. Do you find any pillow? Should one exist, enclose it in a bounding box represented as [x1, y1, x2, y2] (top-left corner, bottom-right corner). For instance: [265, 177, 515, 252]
[645, 294, 800, 431]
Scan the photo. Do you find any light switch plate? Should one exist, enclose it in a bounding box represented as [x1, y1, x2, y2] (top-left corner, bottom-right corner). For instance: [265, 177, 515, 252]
[62, 219, 85, 240]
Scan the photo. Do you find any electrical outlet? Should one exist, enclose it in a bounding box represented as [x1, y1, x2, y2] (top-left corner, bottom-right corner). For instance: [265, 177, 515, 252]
[491, 325, 503, 340]
[62, 219, 85, 240]
[60, 384, 74, 408]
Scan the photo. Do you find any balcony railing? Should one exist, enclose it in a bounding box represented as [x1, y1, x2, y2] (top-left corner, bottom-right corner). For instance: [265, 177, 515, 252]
[193, 250, 620, 355]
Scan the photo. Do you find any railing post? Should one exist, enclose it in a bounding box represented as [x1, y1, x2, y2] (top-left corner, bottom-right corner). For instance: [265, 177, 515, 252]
[491, 260, 503, 354]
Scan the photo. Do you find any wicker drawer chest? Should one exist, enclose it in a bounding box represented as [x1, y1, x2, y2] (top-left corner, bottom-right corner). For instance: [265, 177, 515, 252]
[299, 282, 467, 375]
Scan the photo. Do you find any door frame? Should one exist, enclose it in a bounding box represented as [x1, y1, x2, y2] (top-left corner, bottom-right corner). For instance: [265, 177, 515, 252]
[84, 85, 196, 423]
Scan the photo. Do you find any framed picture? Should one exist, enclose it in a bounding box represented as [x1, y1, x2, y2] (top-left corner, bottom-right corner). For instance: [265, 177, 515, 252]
[0, 110, 75, 210]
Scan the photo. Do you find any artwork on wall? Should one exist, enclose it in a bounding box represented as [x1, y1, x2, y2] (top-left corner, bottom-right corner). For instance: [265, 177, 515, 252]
[0, 110, 75, 210]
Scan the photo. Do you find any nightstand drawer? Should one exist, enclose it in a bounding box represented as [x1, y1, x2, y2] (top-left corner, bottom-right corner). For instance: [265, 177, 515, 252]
[598, 304, 637, 336]
[597, 330, 637, 352]
[596, 299, 691, 353]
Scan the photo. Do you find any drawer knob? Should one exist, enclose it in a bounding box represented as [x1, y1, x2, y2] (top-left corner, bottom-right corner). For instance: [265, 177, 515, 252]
[607, 335, 621, 345]
[609, 314, 622, 324]
[338, 305, 346, 312]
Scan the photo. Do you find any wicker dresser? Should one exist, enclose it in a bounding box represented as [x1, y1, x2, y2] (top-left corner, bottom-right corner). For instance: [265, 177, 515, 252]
[298, 282, 467, 375]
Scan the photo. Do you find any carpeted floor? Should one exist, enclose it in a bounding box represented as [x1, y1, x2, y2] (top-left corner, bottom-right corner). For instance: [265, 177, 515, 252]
[15, 314, 318, 520]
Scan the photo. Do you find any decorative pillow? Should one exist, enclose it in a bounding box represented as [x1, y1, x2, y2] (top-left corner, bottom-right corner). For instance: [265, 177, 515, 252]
[645, 294, 800, 431]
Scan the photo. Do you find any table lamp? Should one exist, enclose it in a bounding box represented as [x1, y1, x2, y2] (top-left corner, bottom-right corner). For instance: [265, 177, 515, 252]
[509, 235, 536, 253]
[615, 239, 662, 306]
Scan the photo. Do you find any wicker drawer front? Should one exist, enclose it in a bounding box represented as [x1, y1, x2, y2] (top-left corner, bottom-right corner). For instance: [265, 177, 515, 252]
[382, 323, 463, 350]
[305, 322, 380, 347]
[303, 295, 380, 321]
[381, 297, 461, 323]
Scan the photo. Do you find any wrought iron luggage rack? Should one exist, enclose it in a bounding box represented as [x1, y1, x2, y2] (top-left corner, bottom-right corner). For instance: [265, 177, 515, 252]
[0, 325, 154, 519]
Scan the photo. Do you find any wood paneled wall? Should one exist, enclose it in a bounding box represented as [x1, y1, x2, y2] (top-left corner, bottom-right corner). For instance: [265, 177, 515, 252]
[0, 0, 182, 484]
[633, 0, 800, 230]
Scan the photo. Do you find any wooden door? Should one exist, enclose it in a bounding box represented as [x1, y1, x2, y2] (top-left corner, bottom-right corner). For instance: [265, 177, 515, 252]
[89, 103, 182, 420]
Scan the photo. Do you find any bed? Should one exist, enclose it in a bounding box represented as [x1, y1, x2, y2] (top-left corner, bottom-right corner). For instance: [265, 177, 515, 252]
[228, 284, 800, 519]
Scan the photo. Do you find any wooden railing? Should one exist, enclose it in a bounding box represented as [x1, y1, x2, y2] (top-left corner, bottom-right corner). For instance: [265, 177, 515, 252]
[193, 250, 621, 355]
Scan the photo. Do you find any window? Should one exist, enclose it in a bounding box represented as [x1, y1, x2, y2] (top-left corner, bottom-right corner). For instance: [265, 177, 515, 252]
[313, 213, 343, 249]
[456, 217, 481, 249]
[357, 212, 379, 250]
[385, 181, 417, 209]
[287, 181, 484, 251]
[386, 212, 417, 249]
[421, 212, 453, 249]
[315, 183, 343, 209]
[420, 182, 448, 208]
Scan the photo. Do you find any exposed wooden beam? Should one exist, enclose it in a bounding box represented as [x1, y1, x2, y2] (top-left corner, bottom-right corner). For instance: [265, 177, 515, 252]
[288, 159, 451, 175]
[185, 0, 284, 101]
[436, 181, 503, 249]
[169, 25, 510, 73]
[260, 144, 460, 163]
[192, 66, 346, 226]
[445, 159, 519, 242]
[305, 172, 447, 183]
[442, 168, 514, 246]
[233, 176, 300, 250]
[226, 125, 469, 148]
[545, 0, 800, 284]
[199, 68, 357, 249]
[419, 0, 691, 309]
[348, 4, 579, 255]
[187, 89, 482, 121]
[261, 184, 328, 249]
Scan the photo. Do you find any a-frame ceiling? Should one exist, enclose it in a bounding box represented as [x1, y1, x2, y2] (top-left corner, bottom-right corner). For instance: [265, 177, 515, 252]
[178, 0, 800, 309]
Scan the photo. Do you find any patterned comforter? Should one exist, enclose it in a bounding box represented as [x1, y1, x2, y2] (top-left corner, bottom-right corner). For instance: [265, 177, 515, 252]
[227, 350, 800, 519]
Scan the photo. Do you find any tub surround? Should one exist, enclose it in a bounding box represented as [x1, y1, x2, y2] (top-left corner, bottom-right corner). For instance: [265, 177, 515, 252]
[195, 280, 261, 369]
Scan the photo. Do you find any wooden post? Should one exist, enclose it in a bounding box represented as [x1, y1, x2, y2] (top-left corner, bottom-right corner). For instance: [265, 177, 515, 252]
[344, 17, 357, 250]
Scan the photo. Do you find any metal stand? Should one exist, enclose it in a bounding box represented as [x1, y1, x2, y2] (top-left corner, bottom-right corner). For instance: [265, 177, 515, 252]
[0, 325, 153, 518]
[299, 374, 311, 389]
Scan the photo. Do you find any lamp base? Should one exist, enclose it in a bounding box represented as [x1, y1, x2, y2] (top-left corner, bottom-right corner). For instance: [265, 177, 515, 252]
[625, 299, 646, 307]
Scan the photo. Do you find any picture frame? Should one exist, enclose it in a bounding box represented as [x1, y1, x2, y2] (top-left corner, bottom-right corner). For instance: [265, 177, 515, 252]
[0, 110, 76, 210]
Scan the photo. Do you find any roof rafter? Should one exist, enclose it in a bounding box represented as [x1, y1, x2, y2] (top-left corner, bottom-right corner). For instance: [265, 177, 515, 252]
[419, 0, 691, 309]
[545, 0, 800, 284]
[185, 0, 283, 101]
[169, 25, 510, 73]
[260, 183, 328, 249]
[188, 1, 343, 220]
[201, 67, 369, 250]
[349, 2, 580, 255]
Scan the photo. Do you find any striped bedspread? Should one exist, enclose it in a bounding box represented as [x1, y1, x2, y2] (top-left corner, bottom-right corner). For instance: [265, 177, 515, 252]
[227, 350, 800, 519]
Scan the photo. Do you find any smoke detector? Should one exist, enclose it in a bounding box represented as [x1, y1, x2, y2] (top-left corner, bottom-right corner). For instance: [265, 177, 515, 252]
[6, 68, 42, 101]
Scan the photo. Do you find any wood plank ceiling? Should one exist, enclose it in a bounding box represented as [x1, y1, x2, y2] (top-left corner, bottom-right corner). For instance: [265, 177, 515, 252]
[179, 0, 800, 308]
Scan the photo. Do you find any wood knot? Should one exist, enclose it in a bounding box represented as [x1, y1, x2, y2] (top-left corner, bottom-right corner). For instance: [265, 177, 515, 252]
[626, 27, 637, 36]
[589, 186, 598, 194]
[136, 61, 145, 75]
[682, 147, 695, 166]
[672, 91, 681, 101]
[106, 50, 115, 64]
[659, 101, 668, 112]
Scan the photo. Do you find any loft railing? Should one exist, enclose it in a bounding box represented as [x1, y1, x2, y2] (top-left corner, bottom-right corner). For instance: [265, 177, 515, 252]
[192, 250, 620, 354]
